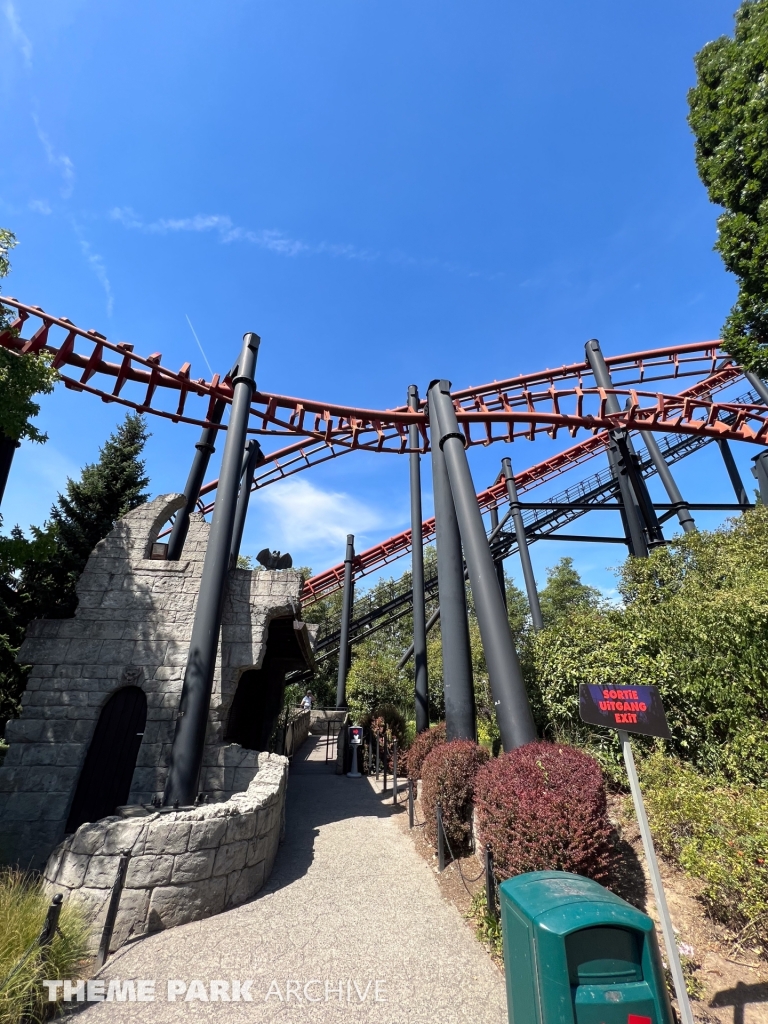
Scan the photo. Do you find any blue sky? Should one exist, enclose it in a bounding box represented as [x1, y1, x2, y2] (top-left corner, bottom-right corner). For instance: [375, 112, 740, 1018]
[0, 0, 759, 599]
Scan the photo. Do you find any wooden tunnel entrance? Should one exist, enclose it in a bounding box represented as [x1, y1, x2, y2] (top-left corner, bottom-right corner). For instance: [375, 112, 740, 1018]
[66, 685, 147, 833]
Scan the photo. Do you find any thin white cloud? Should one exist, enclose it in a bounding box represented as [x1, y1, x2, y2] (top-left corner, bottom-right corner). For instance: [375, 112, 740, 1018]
[29, 199, 51, 214]
[33, 117, 75, 199]
[4, 1, 32, 67]
[77, 235, 113, 316]
[110, 206, 377, 262]
[252, 478, 385, 562]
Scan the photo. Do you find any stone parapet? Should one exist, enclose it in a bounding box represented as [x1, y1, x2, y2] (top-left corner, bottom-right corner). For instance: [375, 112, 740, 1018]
[43, 753, 287, 953]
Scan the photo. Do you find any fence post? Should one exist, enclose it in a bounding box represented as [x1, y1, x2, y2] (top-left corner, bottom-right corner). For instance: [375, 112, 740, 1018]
[376, 733, 380, 780]
[392, 740, 398, 805]
[485, 845, 497, 921]
[437, 803, 446, 872]
[408, 779, 414, 828]
[96, 850, 131, 968]
[383, 733, 388, 794]
[38, 893, 63, 947]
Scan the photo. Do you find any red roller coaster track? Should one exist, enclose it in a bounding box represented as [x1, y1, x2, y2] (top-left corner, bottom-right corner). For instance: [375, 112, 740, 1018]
[0, 297, 761, 603]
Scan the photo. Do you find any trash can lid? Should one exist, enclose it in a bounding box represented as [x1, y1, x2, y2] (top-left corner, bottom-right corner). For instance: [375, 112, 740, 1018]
[499, 871, 652, 936]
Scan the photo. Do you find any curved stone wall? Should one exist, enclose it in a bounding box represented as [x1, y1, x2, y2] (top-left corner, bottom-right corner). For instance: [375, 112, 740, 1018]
[43, 753, 287, 953]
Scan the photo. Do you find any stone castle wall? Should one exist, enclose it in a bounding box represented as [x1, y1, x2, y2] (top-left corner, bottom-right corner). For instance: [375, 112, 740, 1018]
[0, 493, 308, 870]
[43, 753, 287, 952]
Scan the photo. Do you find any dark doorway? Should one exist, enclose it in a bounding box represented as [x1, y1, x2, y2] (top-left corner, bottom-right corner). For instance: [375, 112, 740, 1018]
[66, 685, 147, 833]
[226, 617, 310, 751]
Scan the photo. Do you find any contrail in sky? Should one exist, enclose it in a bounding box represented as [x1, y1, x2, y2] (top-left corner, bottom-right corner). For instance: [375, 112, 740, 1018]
[185, 313, 214, 378]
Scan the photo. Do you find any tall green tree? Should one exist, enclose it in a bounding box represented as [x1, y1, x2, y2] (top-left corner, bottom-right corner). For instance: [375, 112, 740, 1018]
[20, 413, 151, 621]
[537, 556, 600, 627]
[689, 0, 768, 375]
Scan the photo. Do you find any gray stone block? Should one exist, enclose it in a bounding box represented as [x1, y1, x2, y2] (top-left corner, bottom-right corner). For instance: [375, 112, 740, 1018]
[143, 820, 190, 856]
[84, 855, 122, 887]
[171, 848, 215, 883]
[147, 876, 226, 933]
[212, 840, 247, 877]
[224, 812, 256, 843]
[188, 818, 227, 852]
[125, 855, 174, 888]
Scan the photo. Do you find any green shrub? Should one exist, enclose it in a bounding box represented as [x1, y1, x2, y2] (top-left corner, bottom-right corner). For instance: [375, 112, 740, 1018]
[640, 752, 768, 950]
[525, 508, 768, 786]
[346, 646, 408, 722]
[0, 871, 89, 1024]
[421, 740, 490, 852]
[474, 742, 617, 885]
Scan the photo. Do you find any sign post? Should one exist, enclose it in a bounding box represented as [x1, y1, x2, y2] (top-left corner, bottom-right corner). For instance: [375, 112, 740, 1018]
[579, 684, 694, 1024]
[347, 725, 363, 778]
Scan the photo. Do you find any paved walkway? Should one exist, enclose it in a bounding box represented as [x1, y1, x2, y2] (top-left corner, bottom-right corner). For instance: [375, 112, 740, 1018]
[79, 736, 507, 1023]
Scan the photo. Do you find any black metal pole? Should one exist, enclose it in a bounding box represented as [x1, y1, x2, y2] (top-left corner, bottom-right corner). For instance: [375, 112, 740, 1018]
[408, 778, 414, 828]
[485, 845, 497, 921]
[164, 332, 260, 806]
[229, 438, 264, 567]
[488, 504, 508, 608]
[718, 439, 752, 507]
[335, 534, 355, 708]
[0, 433, 20, 509]
[38, 893, 63, 948]
[392, 740, 398, 805]
[96, 850, 131, 967]
[437, 803, 446, 872]
[585, 339, 662, 554]
[408, 385, 430, 733]
[428, 380, 536, 751]
[631, 427, 695, 534]
[501, 458, 544, 631]
[429, 397, 476, 742]
[167, 399, 227, 561]
[752, 450, 768, 504]
[745, 370, 768, 406]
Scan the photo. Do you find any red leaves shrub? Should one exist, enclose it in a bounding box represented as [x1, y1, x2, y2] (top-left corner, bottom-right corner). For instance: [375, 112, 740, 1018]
[421, 740, 490, 852]
[474, 741, 617, 884]
[405, 722, 447, 779]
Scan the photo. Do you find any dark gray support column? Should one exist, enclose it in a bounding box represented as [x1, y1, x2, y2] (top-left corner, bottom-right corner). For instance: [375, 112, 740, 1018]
[335, 535, 355, 708]
[639, 429, 696, 534]
[429, 399, 475, 742]
[488, 504, 507, 608]
[745, 370, 768, 406]
[718, 439, 752, 507]
[167, 399, 227, 561]
[586, 339, 663, 555]
[428, 380, 536, 751]
[501, 458, 544, 630]
[0, 433, 20, 508]
[408, 385, 429, 734]
[229, 438, 264, 567]
[164, 333, 260, 807]
[752, 450, 768, 504]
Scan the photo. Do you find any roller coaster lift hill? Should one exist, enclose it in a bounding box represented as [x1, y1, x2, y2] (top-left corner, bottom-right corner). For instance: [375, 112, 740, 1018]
[2, 296, 768, 803]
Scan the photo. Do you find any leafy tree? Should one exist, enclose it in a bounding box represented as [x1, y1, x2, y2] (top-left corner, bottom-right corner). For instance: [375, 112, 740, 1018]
[537, 556, 600, 627]
[19, 413, 150, 621]
[688, 0, 768, 374]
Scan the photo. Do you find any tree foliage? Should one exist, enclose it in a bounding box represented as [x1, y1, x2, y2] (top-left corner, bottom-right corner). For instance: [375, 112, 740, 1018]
[537, 556, 601, 627]
[689, 0, 768, 374]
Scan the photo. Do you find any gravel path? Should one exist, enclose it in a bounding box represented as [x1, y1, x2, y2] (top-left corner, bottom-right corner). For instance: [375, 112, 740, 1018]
[77, 735, 508, 1023]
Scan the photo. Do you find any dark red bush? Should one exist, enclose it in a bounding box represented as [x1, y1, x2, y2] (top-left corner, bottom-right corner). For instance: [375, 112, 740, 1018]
[474, 741, 617, 884]
[405, 721, 447, 779]
[421, 740, 490, 852]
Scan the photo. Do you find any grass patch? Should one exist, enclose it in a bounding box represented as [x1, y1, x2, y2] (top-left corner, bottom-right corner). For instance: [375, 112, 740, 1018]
[639, 752, 768, 954]
[0, 871, 90, 1024]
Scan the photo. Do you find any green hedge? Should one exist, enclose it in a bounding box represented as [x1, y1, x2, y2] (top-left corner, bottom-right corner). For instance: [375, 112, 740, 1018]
[640, 753, 768, 950]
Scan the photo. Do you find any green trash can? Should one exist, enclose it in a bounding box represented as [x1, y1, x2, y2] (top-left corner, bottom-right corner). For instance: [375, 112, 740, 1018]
[499, 871, 674, 1024]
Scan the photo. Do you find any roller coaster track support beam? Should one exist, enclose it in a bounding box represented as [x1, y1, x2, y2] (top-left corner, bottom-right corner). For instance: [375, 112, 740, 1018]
[336, 534, 355, 708]
[428, 385, 476, 743]
[636, 429, 696, 535]
[229, 439, 264, 568]
[752, 450, 768, 505]
[718, 439, 752, 508]
[501, 457, 544, 630]
[408, 385, 429, 733]
[745, 371, 768, 406]
[167, 399, 227, 561]
[585, 339, 664, 555]
[164, 332, 260, 807]
[428, 379, 536, 751]
[0, 433, 20, 509]
[488, 504, 507, 610]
